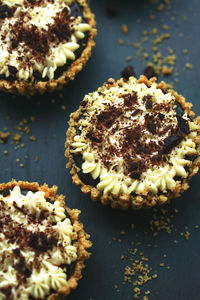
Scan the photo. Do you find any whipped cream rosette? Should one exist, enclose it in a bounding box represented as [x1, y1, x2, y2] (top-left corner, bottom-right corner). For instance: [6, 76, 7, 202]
[0, 0, 96, 95]
[65, 76, 200, 209]
[0, 180, 91, 299]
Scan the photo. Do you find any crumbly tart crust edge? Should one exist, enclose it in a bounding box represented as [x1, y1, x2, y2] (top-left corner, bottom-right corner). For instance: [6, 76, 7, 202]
[0, 0, 97, 97]
[0, 179, 92, 300]
[65, 76, 200, 210]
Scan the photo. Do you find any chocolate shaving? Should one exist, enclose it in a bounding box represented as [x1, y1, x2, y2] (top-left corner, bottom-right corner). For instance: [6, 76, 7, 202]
[0, 287, 13, 299]
[97, 106, 122, 128]
[128, 162, 138, 172]
[147, 123, 156, 134]
[132, 109, 140, 117]
[15, 257, 31, 278]
[163, 131, 183, 153]
[123, 92, 137, 107]
[145, 99, 153, 109]
[176, 115, 190, 135]
[139, 146, 151, 154]
[86, 132, 102, 143]
[158, 113, 165, 120]
[8, 65, 18, 75]
[0, 5, 13, 19]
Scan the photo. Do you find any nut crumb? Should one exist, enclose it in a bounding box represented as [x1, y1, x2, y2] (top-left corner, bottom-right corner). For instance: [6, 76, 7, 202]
[121, 24, 128, 35]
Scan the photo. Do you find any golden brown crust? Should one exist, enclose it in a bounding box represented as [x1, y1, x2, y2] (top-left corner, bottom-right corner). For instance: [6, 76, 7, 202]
[0, 179, 92, 299]
[65, 76, 200, 210]
[0, 0, 97, 96]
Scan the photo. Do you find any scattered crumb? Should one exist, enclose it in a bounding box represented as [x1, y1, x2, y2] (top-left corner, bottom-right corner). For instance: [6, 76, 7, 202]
[182, 49, 189, 54]
[29, 136, 37, 141]
[61, 105, 66, 110]
[30, 116, 35, 121]
[185, 63, 193, 69]
[0, 131, 10, 143]
[160, 263, 165, 267]
[162, 65, 172, 75]
[149, 15, 155, 20]
[121, 24, 128, 35]
[13, 133, 21, 142]
[185, 232, 190, 240]
[125, 56, 132, 62]
[131, 224, 135, 231]
[120, 230, 126, 235]
[156, 3, 164, 11]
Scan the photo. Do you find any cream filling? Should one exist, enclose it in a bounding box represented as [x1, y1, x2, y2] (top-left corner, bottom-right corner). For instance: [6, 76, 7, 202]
[0, 0, 91, 80]
[0, 186, 77, 300]
[71, 79, 199, 195]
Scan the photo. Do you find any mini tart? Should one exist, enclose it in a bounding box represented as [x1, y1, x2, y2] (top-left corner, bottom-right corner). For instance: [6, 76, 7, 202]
[0, 0, 96, 96]
[0, 180, 91, 299]
[65, 76, 200, 210]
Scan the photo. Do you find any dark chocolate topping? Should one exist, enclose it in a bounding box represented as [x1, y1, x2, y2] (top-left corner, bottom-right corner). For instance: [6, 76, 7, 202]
[96, 106, 122, 129]
[78, 90, 191, 178]
[0, 4, 13, 19]
[176, 115, 190, 135]
[163, 130, 183, 154]
[73, 153, 100, 186]
[0, 188, 10, 197]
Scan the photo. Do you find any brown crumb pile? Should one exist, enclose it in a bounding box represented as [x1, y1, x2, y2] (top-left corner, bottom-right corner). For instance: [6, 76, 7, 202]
[122, 248, 158, 299]
[117, 0, 195, 85]
[149, 208, 178, 236]
[112, 201, 200, 299]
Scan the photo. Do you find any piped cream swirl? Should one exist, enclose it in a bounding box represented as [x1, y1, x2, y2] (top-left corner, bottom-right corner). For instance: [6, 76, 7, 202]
[0, 186, 77, 300]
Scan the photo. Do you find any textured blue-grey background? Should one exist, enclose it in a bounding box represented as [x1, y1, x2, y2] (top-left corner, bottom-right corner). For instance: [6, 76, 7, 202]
[0, 0, 200, 299]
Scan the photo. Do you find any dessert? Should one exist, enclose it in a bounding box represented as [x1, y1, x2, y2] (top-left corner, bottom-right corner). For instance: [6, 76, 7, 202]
[65, 76, 200, 209]
[0, 180, 91, 299]
[0, 0, 96, 96]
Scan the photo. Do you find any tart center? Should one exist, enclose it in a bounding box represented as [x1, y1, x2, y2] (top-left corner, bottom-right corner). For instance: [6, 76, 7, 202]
[0, 0, 91, 80]
[81, 83, 188, 179]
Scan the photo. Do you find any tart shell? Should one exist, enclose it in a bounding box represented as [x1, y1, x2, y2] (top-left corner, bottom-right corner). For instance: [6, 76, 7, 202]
[0, 0, 97, 97]
[0, 179, 92, 299]
[65, 76, 200, 210]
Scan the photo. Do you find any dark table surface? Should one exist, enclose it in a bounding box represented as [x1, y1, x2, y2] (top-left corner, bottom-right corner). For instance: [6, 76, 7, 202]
[0, 0, 200, 299]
